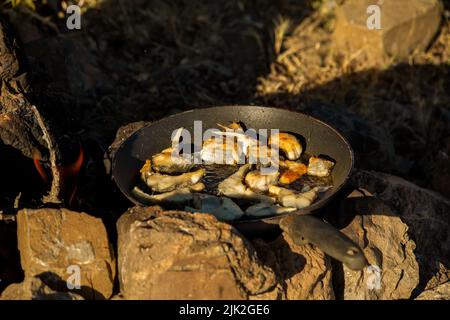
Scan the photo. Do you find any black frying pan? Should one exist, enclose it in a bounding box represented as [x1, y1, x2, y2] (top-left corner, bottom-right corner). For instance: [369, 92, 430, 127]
[112, 106, 367, 270]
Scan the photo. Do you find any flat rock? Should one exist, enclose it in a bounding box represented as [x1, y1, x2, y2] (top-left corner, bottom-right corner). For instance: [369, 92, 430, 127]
[337, 191, 419, 300]
[252, 234, 335, 300]
[351, 170, 450, 293]
[17, 208, 116, 299]
[117, 206, 278, 299]
[0, 276, 84, 300]
[416, 281, 450, 300]
[334, 0, 443, 60]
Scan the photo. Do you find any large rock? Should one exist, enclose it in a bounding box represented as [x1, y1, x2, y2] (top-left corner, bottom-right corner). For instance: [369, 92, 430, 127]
[334, 0, 443, 60]
[351, 170, 450, 292]
[0, 276, 84, 300]
[107, 121, 150, 164]
[337, 191, 419, 300]
[0, 16, 20, 80]
[252, 234, 335, 300]
[117, 206, 278, 299]
[17, 208, 116, 299]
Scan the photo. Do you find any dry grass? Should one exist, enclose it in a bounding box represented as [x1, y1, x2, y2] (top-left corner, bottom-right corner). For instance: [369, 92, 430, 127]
[256, 1, 450, 190]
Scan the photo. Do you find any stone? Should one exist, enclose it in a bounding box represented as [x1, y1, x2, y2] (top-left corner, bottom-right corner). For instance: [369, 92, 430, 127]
[17, 208, 116, 299]
[423, 263, 450, 292]
[337, 191, 419, 300]
[0, 16, 20, 80]
[351, 170, 450, 292]
[334, 0, 443, 60]
[416, 282, 450, 300]
[252, 234, 335, 300]
[105, 121, 150, 174]
[117, 206, 278, 299]
[0, 276, 84, 300]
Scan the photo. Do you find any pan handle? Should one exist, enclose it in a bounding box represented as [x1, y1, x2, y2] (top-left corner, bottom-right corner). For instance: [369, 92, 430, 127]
[279, 214, 367, 271]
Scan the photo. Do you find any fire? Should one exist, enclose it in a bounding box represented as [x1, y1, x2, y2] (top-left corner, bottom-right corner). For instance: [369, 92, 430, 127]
[33, 145, 84, 207]
[33, 150, 49, 184]
[60, 146, 84, 206]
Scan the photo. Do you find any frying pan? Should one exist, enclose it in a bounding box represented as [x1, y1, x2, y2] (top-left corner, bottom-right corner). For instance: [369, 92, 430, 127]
[112, 106, 367, 270]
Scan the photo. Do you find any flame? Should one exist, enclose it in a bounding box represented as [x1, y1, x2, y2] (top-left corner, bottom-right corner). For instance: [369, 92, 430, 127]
[60, 146, 84, 206]
[60, 146, 84, 179]
[33, 145, 84, 207]
[33, 150, 49, 183]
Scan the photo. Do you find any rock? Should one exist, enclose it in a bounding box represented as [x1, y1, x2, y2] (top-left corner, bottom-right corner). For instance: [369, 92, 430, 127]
[117, 206, 278, 299]
[0, 16, 20, 80]
[337, 191, 419, 300]
[351, 170, 450, 292]
[0, 276, 84, 300]
[252, 234, 335, 300]
[416, 282, 450, 300]
[106, 121, 150, 167]
[0, 18, 56, 162]
[334, 0, 443, 60]
[17, 208, 116, 299]
[424, 263, 450, 292]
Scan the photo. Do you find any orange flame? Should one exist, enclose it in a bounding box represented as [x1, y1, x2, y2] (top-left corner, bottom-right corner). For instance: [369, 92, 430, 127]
[60, 146, 84, 207]
[33, 150, 49, 183]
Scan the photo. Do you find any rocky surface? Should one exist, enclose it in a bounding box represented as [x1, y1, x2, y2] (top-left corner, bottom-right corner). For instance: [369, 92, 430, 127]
[252, 234, 335, 300]
[334, 0, 443, 60]
[107, 121, 150, 161]
[1, 170, 446, 300]
[335, 190, 419, 300]
[117, 205, 335, 300]
[16, 208, 116, 299]
[117, 206, 278, 299]
[0, 276, 84, 300]
[416, 281, 450, 300]
[351, 170, 450, 294]
[0, 16, 20, 80]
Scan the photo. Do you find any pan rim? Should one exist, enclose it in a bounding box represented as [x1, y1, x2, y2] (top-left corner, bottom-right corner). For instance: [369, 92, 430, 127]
[112, 105, 354, 222]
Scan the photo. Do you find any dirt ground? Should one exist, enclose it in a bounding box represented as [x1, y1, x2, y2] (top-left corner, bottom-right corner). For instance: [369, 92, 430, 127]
[2, 0, 450, 201]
